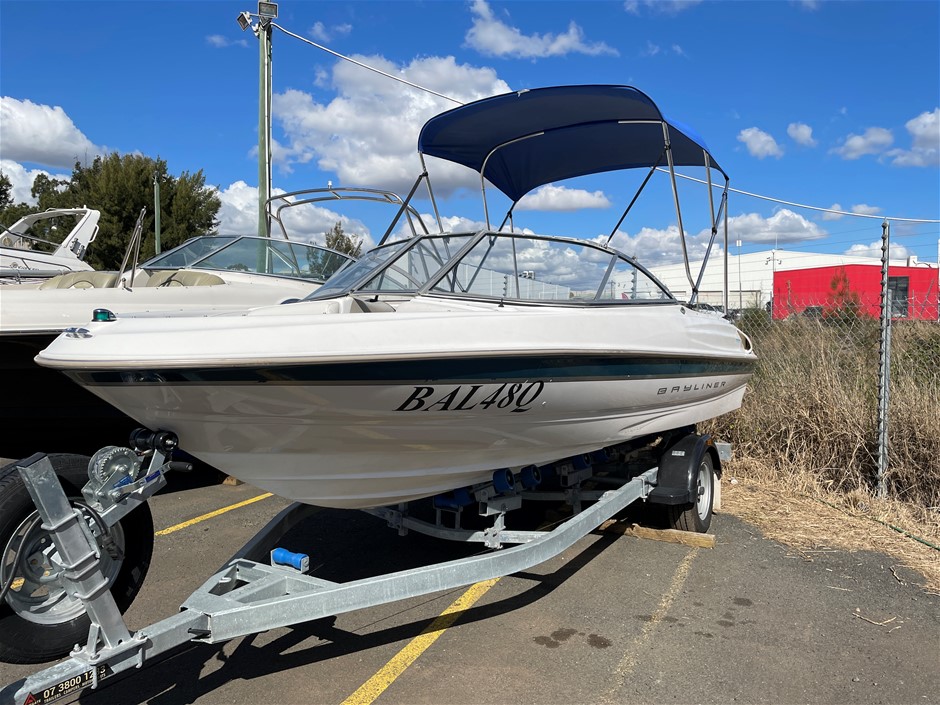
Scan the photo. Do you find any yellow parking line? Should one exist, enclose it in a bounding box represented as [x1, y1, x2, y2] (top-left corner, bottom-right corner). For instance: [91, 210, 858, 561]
[155, 493, 273, 536]
[600, 548, 699, 703]
[341, 578, 501, 705]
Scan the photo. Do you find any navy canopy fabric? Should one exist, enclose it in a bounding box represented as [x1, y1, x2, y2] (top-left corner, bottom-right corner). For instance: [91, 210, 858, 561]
[418, 85, 726, 203]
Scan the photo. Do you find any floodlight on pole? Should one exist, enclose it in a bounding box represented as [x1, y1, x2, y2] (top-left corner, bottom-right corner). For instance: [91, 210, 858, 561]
[236, 11, 252, 31]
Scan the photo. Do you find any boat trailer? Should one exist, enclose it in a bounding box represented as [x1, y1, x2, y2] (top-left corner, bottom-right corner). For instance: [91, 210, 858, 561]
[1, 429, 727, 704]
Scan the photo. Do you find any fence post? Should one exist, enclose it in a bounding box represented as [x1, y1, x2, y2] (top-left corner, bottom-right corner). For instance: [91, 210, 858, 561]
[876, 220, 891, 498]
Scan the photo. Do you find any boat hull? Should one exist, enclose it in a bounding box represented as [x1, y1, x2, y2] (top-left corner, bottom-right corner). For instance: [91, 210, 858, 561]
[60, 353, 750, 508]
[38, 297, 755, 508]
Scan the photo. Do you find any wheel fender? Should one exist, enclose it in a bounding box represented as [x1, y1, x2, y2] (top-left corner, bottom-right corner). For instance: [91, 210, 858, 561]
[648, 433, 720, 506]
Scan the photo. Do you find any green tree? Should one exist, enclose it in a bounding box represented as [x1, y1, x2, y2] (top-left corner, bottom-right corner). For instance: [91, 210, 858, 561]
[324, 221, 364, 258]
[0, 172, 36, 228]
[0, 153, 221, 269]
[0, 173, 12, 209]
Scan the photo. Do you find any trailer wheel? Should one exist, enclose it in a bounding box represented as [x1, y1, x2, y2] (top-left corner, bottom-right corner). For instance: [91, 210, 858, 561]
[0, 454, 154, 664]
[666, 453, 714, 533]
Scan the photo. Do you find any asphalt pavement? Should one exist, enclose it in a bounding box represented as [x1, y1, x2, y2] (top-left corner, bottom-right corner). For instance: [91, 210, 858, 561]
[1, 473, 937, 705]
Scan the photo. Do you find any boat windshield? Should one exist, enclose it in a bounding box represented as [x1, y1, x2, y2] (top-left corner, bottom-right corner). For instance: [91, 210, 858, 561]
[307, 232, 674, 303]
[143, 236, 238, 267]
[304, 239, 415, 299]
[143, 236, 354, 282]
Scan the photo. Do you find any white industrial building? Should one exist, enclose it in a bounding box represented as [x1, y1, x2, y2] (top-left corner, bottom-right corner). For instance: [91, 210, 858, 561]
[647, 249, 936, 309]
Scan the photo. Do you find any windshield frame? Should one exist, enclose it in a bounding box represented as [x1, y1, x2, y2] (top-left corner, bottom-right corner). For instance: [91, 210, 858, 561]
[141, 235, 354, 283]
[306, 231, 676, 305]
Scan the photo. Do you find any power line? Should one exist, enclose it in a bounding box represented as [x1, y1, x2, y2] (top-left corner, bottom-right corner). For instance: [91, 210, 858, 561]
[660, 169, 940, 224]
[275, 26, 940, 226]
[271, 23, 462, 106]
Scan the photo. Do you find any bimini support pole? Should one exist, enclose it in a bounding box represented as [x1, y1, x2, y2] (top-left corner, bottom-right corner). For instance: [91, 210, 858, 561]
[689, 155, 721, 307]
[606, 147, 667, 245]
[497, 206, 516, 233]
[480, 131, 545, 230]
[690, 192, 725, 306]
[662, 122, 695, 298]
[419, 153, 444, 234]
[379, 172, 429, 246]
[722, 178, 730, 314]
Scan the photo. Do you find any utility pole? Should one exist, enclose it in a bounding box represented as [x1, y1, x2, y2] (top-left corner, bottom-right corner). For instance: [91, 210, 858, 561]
[258, 10, 273, 237]
[238, 2, 278, 237]
[153, 172, 161, 254]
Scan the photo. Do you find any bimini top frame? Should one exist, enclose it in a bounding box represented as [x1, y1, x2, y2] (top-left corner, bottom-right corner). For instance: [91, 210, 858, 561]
[265, 186, 433, 243]
[387, 85, 731, 308]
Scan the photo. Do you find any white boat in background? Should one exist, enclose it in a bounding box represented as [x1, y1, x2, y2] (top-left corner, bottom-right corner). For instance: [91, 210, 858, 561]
[37, 85, 757, 508]
[0, 207, 100, 282]
[1, 191, 377, 459]
[0, 229, 354, 336]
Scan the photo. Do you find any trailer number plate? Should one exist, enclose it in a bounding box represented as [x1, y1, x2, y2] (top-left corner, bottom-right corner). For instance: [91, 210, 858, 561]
[23, 666, 109, 705]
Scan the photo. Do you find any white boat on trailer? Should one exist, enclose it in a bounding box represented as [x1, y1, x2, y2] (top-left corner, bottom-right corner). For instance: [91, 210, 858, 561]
[2, 85, 754, 702]
[35, 85, 755, 509]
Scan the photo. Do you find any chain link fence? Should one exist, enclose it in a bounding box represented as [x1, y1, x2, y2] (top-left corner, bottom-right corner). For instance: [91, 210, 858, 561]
[703, 276, 940, 510]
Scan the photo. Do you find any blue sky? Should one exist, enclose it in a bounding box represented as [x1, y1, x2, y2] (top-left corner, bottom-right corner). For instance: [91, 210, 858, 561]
[1, 0, 938, 269]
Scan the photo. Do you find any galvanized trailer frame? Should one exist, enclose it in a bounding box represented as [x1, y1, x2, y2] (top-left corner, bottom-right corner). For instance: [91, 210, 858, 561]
[2, 432, 722, 705]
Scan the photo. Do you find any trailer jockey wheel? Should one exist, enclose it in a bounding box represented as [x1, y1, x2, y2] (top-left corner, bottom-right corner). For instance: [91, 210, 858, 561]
[667, 453, 714, 533]
[0, 454, 154, 664]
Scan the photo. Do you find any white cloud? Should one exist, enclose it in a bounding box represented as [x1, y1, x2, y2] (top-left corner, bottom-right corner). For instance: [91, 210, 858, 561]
[271, 54, 510, 196]
[796, 0, 820, 10]
[0, 97, 106, 170]
[206, 34, 249, 49]
[820, 203, 883, 222]
[0, 159, 70, 205]
[309, 22, 330, 42]
[886, 108, 940, 167]
[465, 0, 618, 58]
[787, 122, 817, 147]
[309, 21, 352, 43]
[516, 184, 612, 211]
[606, 212, 826, 267]
[215, 180, 377, 248]
[625, 0, 702, 15]
[436, 213, 489, 233]
[215, 181, 262, 236]
[845, 241, 911, 260]
[737, 127, 784, 159]
[831, 126, 893, 160]
[642, 41, 661, 57]
[851, 203, 881, 216]
[607, 224, 721, 267]
[727, 209, 827, 245]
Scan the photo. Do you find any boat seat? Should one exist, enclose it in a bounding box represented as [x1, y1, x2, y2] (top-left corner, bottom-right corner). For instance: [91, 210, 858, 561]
[38, 271, 119, 289]
[146, 270, 225, 287]
[351, 297, 396, 313]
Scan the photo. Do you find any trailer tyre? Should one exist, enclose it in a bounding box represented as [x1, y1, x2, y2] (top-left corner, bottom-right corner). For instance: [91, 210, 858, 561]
[666, 453, 714, 533]
[0, 454, 154, 664]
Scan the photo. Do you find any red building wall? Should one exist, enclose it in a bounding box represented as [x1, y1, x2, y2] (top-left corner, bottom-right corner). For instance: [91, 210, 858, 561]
[772, 264, 939, 321]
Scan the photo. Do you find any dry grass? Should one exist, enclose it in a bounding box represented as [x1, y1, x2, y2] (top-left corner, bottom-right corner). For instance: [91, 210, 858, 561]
[701, 317, 940, 592]
[708, 317, 940, 506]
[718, 468, 940, 593]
